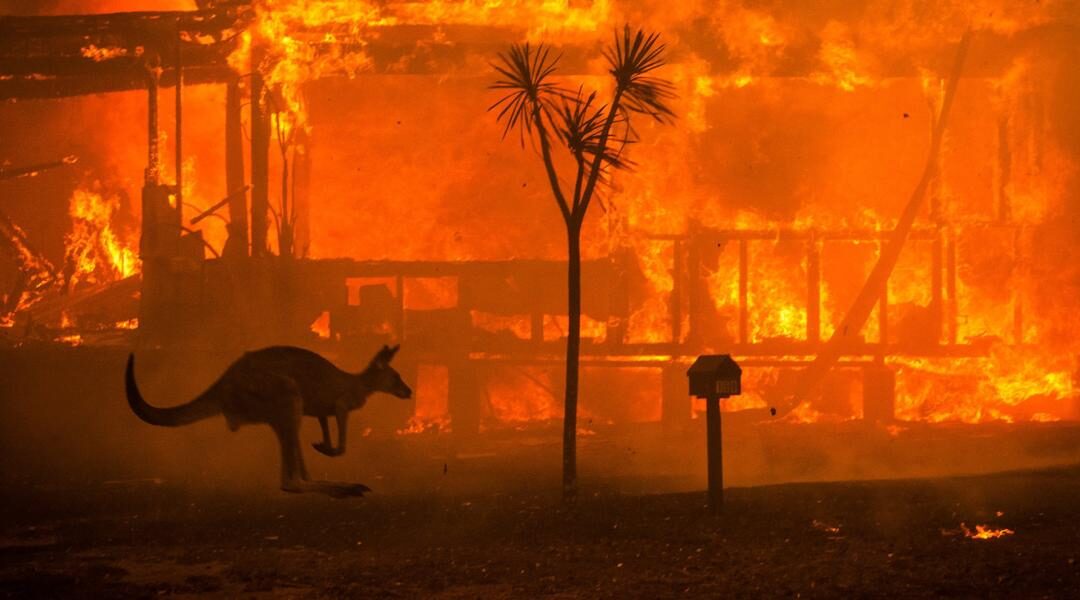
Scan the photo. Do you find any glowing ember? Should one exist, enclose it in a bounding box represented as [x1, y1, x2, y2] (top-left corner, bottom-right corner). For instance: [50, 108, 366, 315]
[961, 523, 1015, 540]
[310, 310, 331, 339]
[54, 334, 83, 346]
[79, 44, 139, 61]
[812, 519, 841, 534]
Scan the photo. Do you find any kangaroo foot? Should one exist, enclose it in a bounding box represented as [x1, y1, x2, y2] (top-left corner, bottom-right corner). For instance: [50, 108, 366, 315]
[281, 480, 371, 498]
[312, 442, 344, 457]
[322, 482, 371, 498]
[281, 481, 305, 494]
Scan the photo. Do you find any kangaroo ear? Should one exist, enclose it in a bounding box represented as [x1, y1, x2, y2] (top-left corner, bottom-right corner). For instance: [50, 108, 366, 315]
[373, 344, 399, 365]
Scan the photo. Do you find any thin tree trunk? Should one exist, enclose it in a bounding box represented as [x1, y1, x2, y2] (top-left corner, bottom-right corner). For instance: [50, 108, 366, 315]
[563, 219, 582, 500]
[791, 31, 970, 406]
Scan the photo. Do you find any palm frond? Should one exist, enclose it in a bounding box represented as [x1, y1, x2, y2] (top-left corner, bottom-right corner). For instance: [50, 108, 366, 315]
[552, 87, 634, 172]
[488, 42, 568, 145]
[603, 25, 676, 122]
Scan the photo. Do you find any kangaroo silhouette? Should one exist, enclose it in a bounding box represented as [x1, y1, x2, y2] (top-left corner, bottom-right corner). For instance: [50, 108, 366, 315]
[126, 345, 412, 497]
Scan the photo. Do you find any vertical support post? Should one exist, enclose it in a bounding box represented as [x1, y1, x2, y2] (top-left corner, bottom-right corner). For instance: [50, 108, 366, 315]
[225, 77, 248, 257]
[448, 359, 480, 437]
[931, 230, 943, 343]
[530, 312, 544, 344]
[997, 115, 1012, 223]
[146, 70, 159, 184]
[686, 231, 701, 347]
[878, 242, 888, 353]
[395, 275, 405, 343]
[946, 229, 958, 345]
[279, 119, 292, 259]
[863, 365, 896, 422]
[705, 394, 723, 512]
[738, 239, 748, 345]
[1013, 228, 1024, 344]
[250, 45, 270, 257]
[661, 365, 690, 427]
[293, 129, 311, 257]
[670, 239, 683, 345]
[807, 234, 821, 345]
[174, 22, 183, 225]
[606, 248, 630, 349]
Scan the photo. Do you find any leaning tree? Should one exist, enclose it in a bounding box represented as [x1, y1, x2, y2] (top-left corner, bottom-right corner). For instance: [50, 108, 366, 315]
[490, 26, 675, 499]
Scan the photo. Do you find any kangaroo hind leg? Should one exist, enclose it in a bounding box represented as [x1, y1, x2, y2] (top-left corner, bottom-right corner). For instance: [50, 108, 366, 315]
[264, 377, 308, 492]
[268, 382, 367, 498]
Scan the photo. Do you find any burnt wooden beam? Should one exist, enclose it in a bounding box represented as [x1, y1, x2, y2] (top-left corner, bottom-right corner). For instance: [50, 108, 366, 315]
[0, 156, 76, 181]
[224, 77, 248, 257]
[0, 66, 235, 100]
[1, 12, 1060, 100]
[249, 42, 270, 257]
[792, 32, 972, 404]
[738, 239, 748, 345]
[806, 235, 820, 344]
[670, 239, 682, 344]
[0, 5, 248, 100]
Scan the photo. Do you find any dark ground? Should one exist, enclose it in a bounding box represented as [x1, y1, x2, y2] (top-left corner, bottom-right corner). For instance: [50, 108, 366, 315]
[2, 465, 1079, 599]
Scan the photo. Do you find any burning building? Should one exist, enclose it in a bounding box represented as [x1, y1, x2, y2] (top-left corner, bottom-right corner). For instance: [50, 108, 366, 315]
[0, 0, 1077, 455]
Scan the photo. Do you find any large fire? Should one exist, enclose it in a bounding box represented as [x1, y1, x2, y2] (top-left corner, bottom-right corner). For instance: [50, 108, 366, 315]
[8, 0, 1078, 430]
[65, 187, 140, 287]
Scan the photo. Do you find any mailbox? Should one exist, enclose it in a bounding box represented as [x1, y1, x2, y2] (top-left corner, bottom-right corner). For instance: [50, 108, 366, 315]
[687, 354, 742, 513]
[687, 355, 742, 398]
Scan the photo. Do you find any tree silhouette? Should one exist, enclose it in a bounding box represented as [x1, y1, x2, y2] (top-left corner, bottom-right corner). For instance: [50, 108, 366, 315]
[490, 26, 675, 499]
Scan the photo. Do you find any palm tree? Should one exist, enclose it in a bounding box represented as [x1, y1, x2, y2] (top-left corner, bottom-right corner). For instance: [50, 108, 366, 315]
[490, 26, 675, 499]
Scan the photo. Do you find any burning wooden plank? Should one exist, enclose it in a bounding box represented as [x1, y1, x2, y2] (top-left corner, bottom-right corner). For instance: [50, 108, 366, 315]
[790, 32, 972, 410]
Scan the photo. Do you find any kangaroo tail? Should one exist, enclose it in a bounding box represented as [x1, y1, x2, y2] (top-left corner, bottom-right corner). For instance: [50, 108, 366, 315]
[126, 354, 222, 427]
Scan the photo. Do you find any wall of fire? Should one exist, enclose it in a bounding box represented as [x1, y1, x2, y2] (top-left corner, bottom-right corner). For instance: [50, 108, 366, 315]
[1, 1, 1077, 430]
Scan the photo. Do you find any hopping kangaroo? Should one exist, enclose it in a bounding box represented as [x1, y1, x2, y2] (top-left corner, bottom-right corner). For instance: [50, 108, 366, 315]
[126, 345, 412, 497]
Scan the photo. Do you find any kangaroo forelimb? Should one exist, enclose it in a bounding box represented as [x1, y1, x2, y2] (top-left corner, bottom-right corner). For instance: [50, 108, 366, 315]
[313, 416, 335, 455]
[312, 409, 348, 457]
[334, 407, 348, 455]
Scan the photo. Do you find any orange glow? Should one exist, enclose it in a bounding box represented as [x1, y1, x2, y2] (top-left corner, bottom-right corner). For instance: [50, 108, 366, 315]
[893, 348, 1075, 424]
[399, 364, 450, 434]
[403, 277, 458, 310]
[543, 314, 606, 343]
[64, 188, 139, 287]
[485, 367, 562, 425]
[472, 311, 530, 340]
[22, 1, 1077, 429]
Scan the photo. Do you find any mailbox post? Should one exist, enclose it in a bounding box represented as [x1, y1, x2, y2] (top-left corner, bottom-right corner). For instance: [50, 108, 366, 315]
[687, 355, 742, 512]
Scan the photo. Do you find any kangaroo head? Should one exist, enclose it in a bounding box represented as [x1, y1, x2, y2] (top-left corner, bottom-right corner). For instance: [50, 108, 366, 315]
[365, 344, 412, 399]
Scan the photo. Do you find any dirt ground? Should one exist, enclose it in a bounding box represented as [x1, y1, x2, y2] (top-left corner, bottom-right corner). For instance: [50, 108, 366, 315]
[1, 348, 1078, 597]
[3, 465, 1079, 599]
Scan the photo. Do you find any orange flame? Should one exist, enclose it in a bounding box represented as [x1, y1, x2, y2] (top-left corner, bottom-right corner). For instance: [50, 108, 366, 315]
[961, 523, 1015, 540]
[64, 188, 139, 287]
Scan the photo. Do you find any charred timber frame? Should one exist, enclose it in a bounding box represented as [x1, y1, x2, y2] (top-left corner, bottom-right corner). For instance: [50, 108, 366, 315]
[0, 7, 249, 100]
[224, 77, 248, 256]
[645, 225, 1013, 359]
[249, 42, 270, 257]
[0, 8, 1043, 427]
[1, 9, 1055, 102]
